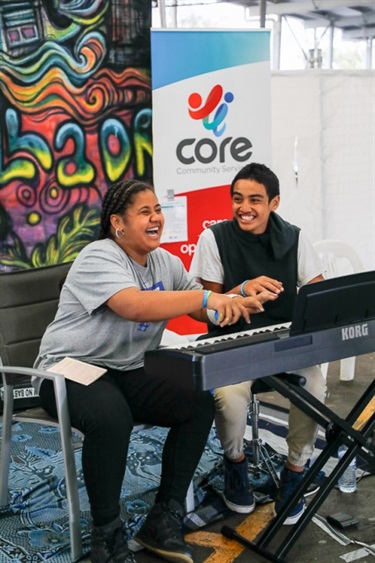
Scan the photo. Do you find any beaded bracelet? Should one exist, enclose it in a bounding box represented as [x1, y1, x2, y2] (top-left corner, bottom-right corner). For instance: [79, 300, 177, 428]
[240, 280, 250, 297]
[202, 289, 212, 308]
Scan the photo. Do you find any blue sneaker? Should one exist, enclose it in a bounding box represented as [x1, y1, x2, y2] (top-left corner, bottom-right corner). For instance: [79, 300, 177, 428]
[223, 456, 256, 514]
[274, 467, 306, 525]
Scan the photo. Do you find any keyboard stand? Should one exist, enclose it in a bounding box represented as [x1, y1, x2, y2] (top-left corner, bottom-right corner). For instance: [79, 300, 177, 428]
[221, 376, 375, 562]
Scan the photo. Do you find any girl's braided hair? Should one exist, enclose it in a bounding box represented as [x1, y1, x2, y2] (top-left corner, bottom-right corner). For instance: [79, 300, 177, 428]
[98, 179, 154, 239]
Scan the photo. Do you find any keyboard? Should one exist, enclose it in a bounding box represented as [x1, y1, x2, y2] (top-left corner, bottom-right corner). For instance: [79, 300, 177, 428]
[144, 319, 375, 391]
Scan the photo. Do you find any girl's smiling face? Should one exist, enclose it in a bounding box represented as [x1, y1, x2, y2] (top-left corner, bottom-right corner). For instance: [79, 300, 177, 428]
[111, 189, 164, 264]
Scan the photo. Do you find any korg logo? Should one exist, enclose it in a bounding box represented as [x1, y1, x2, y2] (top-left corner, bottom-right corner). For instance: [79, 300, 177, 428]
[176, 84, 252, 166]
[341, 323, 368, 340]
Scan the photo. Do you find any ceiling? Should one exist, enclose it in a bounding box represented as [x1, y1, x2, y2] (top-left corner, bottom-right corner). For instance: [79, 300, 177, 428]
[220, 0, 375, 41]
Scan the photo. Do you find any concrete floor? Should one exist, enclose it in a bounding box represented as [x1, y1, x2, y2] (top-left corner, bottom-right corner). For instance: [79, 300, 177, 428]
[2, 352, 373, 562]
[55, 351, 375, 563]
[133, 352, 375, 563]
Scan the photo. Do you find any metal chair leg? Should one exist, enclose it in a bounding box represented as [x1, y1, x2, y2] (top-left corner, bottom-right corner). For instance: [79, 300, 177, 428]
[184, 480, 195, 513]
[0, 381, 14, 506]
[53, 377, 83, 561]
[249, 393, 280, 487]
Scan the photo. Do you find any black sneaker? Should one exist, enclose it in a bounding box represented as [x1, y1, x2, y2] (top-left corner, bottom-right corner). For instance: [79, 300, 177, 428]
[274, 467, 306, 525]
[303, 459, 323, 497]
[91, 517, 136, 563]
[135, 499, 193, 563]
[223, 456, 256, 514]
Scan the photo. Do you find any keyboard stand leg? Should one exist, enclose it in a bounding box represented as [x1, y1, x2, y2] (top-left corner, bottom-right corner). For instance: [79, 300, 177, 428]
[220, 377, 375, 562]
[221, 525, 287, 563]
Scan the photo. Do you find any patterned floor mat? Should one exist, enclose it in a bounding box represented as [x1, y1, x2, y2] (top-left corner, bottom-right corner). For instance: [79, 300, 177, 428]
[0, 411, 371, 561]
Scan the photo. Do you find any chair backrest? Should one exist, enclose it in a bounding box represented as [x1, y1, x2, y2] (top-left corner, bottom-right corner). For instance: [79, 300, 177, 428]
[313, 239, 364, 279]
[0, 262, 72, 369]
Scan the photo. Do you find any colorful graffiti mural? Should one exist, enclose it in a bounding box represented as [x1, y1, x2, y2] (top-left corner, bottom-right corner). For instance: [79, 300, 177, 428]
[0, 0, 152, 270]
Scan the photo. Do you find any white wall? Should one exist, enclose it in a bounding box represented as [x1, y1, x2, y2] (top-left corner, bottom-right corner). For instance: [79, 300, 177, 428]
[271, 70, 375, 271]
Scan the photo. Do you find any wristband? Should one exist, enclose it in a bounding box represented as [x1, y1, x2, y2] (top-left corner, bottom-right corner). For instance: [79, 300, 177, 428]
[202, 289, 212, 308]
[207, 308, 220, 325]
[207, 293, 237, 325]
[240, 280, 250, 297]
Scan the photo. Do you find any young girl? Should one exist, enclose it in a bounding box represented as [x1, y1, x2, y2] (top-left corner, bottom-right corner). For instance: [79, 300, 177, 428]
[34, 179, 273, 563]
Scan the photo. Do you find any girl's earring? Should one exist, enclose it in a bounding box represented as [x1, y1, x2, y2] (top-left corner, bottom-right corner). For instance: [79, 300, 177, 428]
[115, 228, 125, 238]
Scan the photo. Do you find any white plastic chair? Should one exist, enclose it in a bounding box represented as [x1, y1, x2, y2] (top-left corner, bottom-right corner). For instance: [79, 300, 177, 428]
[313, 239, 365, 381]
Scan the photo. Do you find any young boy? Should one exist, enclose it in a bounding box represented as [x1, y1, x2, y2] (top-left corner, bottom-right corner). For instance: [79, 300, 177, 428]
[190, 162, 327, 525]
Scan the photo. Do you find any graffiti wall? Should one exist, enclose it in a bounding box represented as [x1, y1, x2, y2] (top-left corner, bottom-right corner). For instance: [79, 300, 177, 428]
[0, 0, 152, 271]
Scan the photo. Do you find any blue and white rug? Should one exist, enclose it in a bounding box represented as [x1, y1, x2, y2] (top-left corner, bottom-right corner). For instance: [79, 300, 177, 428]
[1, 410, 369, 562]
[0, 420, 226, 561]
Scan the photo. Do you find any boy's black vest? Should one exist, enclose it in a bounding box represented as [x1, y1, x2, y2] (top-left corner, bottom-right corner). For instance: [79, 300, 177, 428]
[209, 213, 300, 335]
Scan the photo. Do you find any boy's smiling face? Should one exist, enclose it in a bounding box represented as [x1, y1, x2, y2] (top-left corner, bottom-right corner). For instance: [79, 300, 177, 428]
[232, 179, 280, 235]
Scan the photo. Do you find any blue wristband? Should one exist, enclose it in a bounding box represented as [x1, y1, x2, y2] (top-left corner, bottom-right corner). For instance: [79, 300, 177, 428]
[202, 290, 212, 308]
[240, 280, 250, 297]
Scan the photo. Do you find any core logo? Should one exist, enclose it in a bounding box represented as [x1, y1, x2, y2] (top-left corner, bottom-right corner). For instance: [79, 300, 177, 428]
[341, 323, 368, 340]
[188, 84, 234, 138]
[176, 84, 252, 166]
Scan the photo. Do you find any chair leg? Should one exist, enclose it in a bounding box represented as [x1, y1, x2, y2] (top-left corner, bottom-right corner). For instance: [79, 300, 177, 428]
[250, 393, 261, 475]
[249, 393, 279, 487]
[184, 480, 195, 514]
[0, 382, 14, 507]
[53, 377, 83, 561]
[320, 362, 329, 380]
[340, 357, 356, 381]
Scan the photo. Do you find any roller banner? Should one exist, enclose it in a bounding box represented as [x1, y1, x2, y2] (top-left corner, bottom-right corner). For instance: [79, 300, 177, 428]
[151, 29, 271, 333]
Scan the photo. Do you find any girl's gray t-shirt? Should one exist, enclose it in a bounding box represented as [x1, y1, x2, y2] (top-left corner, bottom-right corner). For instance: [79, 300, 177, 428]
[33, 239, 201, 389]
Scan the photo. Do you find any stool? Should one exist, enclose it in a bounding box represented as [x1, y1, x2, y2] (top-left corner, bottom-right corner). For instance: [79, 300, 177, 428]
[248, 373, 306, 485]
